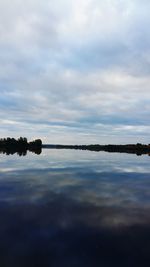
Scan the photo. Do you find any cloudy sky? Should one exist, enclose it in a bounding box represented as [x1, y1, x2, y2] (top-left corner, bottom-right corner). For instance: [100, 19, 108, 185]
[0, 0, 150, 144]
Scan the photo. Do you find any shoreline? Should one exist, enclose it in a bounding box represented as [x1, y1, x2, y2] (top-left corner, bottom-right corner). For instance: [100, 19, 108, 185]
[42, 143, 150, 156]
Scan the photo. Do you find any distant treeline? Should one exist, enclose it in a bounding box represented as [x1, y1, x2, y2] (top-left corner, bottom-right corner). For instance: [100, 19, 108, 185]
[2, 138, 150, 156]
[43, 143, 150, 156]
[0, 137, 42, 156]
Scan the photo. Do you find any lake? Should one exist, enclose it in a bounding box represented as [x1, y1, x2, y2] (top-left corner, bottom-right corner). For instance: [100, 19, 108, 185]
[0, 149, 150, 266]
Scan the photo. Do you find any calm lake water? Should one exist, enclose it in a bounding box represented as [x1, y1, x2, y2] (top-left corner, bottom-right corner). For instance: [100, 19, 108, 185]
[0, 149, 150, 266]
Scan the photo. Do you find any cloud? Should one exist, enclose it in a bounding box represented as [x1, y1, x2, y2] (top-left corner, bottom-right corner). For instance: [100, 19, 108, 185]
[0, 0, 150, 143]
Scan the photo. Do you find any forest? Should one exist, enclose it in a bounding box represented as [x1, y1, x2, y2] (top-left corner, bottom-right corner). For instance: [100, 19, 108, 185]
[0, 137, 42, 156]
[43, 143, 150, 156]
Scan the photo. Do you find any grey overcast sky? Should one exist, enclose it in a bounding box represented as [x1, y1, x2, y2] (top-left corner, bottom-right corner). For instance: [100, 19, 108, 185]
[0, 0, 150, 144]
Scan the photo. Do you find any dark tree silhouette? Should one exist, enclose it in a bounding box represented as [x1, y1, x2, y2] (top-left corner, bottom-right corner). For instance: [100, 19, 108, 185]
[0, 137, 42, 156]
[43, 143, 150, 156]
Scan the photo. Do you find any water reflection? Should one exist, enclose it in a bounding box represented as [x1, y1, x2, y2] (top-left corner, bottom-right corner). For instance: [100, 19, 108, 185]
[0, 150, 150, 266]
[0, 147, 42, 156]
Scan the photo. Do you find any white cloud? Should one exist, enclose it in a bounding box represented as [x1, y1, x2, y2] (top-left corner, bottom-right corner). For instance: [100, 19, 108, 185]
[0, 0, 150, 143]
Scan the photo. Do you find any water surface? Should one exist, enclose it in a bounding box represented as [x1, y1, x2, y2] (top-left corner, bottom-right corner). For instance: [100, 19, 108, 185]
[0, 149, 150, 266]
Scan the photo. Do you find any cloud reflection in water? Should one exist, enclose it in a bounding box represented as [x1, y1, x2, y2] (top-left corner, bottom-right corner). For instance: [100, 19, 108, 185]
[0, 150, 150, 266]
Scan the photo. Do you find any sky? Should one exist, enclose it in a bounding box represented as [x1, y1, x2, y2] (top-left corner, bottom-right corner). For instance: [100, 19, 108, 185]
[0, 0, 150, 144]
